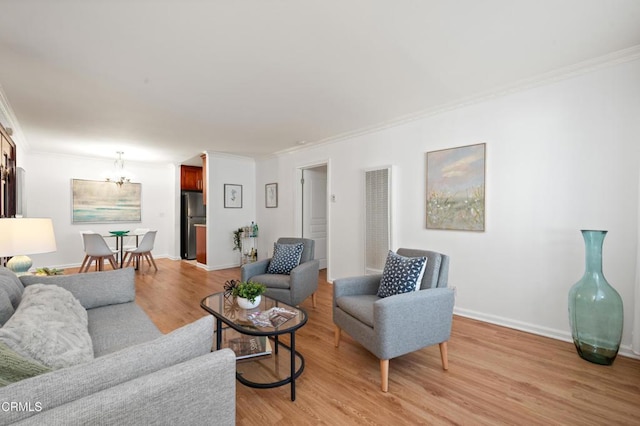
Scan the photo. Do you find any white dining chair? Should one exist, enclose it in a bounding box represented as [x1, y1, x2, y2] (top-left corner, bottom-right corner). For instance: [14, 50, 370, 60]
[123, 230, 158, 271]
[79, 230, 95, 272]
[81, 233, 119, 272]
[123, 228, 150, 251]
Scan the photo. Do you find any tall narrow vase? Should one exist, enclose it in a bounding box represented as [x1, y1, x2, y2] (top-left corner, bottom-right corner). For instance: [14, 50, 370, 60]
[568, 230, 623, 365]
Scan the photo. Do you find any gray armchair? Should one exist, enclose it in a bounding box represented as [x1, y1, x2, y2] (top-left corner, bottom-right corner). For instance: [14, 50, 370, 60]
[241, 237, 320, 307]
[333, 248, 454, 392]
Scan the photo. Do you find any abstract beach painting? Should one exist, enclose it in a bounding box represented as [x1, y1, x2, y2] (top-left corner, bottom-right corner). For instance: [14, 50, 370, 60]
[72, 179, 141, 223]
[426, 143, 485, 231]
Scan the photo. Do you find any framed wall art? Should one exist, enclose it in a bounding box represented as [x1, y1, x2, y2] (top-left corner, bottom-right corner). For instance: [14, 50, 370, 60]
[224, 184, 243, 208]
[426, 143, 485, 231]
[72, 179, 141, 223]
[265, 183, 278, 208]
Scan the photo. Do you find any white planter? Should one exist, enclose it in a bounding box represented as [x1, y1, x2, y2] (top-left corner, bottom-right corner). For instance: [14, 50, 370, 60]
[237, 295, 261, 309]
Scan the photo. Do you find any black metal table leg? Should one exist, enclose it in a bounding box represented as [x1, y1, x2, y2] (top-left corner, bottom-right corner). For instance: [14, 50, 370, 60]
[290, 331, 296, 401]
[216, 318, 222, 350]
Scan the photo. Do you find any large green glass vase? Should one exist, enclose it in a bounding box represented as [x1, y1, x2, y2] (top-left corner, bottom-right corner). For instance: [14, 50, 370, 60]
[568, 230, 623, 365]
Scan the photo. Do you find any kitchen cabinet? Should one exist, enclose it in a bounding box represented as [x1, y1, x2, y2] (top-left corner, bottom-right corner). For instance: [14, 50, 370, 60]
[195, 224, 207, 264]
[181, 165, 203, 191]
[200, 154, 207, 204]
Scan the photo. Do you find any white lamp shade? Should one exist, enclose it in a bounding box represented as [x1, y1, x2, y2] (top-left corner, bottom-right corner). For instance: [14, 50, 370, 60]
[0, 218, 57, 257]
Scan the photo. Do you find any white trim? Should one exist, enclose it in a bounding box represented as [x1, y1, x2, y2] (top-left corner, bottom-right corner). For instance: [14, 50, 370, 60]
[294, 159, 332, 280]
[633, 166, 640, 355]
[272, 45, 640, 158]
[204, 151, 254, 163]
[454, 306, 640, 361]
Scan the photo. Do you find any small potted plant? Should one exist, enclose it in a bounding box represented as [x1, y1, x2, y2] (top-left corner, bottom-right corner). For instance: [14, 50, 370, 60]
[232, 281, 266, 309]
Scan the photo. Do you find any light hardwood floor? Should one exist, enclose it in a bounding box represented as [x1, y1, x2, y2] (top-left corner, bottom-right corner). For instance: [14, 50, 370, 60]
[75, 259, 640, 425]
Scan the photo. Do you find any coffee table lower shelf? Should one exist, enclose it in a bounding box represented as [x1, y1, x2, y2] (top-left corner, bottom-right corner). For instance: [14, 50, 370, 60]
[236, 339, 305, 398]
[215, 331, 304, 401]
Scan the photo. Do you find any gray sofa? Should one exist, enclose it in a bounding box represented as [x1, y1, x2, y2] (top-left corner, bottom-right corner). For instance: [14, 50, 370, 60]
[0, 267, 236, 425]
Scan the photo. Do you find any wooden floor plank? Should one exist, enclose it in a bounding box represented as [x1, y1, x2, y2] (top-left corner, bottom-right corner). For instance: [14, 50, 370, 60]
[66, 259, 640, 425]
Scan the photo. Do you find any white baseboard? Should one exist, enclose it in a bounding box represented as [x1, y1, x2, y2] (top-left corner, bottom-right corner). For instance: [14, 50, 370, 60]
[454, 307, 640, 360]
[207, 262, 241, 271]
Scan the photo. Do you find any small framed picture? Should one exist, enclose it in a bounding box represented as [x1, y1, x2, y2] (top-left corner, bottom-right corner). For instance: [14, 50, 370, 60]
[265, 183, 278, 208]
[224, 184, 243, 208]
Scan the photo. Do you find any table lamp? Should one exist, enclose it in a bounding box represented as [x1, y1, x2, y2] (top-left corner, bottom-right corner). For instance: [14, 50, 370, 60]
[0, 218, 57, 276]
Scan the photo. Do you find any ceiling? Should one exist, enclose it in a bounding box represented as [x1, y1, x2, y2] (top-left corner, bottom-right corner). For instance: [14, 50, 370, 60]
[0, 1, 639, 164]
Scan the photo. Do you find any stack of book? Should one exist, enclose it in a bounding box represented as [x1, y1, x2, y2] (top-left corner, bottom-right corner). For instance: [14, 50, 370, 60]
[226, 335, 272, 361]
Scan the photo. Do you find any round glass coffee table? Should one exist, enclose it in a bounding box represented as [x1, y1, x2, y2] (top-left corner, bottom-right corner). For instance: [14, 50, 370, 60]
[200, 292, 308, 401]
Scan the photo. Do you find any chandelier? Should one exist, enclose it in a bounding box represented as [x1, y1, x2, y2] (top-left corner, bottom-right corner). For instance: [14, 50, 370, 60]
[106, 151, 131, 187]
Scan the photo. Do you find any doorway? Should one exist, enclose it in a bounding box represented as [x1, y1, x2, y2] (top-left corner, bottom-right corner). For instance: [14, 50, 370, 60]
[298, 163, 328, 270]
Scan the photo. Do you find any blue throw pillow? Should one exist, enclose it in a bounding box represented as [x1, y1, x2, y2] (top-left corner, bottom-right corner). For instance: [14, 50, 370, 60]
[377, 251, 427, 298]
[267, 243, 304, 275]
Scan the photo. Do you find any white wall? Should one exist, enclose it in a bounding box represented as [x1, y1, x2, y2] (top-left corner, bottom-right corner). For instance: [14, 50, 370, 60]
[204, 152, 256, 269]
[256, 58, 640, 356]
[19, 152, 179, 268]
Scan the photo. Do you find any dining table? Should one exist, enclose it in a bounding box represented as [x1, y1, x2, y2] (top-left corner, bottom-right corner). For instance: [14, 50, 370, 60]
[102, 230, 146, 267]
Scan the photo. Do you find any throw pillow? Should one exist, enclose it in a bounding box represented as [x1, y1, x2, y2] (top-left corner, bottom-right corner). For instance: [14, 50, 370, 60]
[377, 251, 427, 298]
[267, 242, 304, 275]
[0, 341, 51, 387]
[0, 284, 94, 369]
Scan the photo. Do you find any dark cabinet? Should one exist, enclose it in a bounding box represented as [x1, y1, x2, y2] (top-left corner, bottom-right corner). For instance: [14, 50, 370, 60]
[181, 165, 203, 191]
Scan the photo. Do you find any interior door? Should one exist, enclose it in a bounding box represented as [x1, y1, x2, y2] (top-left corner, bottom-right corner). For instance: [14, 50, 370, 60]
[302, 166, 327, 269]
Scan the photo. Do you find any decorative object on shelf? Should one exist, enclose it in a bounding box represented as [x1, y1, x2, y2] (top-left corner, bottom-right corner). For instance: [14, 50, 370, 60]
[72, 179, 141, 223]
[0, 218, 57, 276]
[265, 183, 278, 208]
[426, 143, 485, 231]
[568, 230, 623, 365]
[105, 151, 131, 187]
[224, 184, 242, 208]
[238, 223, 259, 264]
[232, 281, 266, 309]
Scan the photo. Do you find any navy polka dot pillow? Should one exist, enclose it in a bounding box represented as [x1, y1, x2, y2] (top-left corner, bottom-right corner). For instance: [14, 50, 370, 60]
[267, 243, 304, 275]
[377, 251, 427, 298]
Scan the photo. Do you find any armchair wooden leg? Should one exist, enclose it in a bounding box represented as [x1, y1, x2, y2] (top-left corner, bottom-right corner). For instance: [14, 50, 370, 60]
[380, 359, 389, 392]
[439, 342, 449, 370]
[334, 324, 341, 348]
[311, 292, 317, 308]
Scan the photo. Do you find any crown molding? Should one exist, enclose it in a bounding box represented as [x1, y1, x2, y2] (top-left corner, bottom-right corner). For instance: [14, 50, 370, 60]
[204, 151, 255, 163]
[274, 45, 640, 158]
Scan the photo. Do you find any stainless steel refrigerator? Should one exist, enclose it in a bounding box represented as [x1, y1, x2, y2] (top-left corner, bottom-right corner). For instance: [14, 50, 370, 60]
[181, 191, 206, 259]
